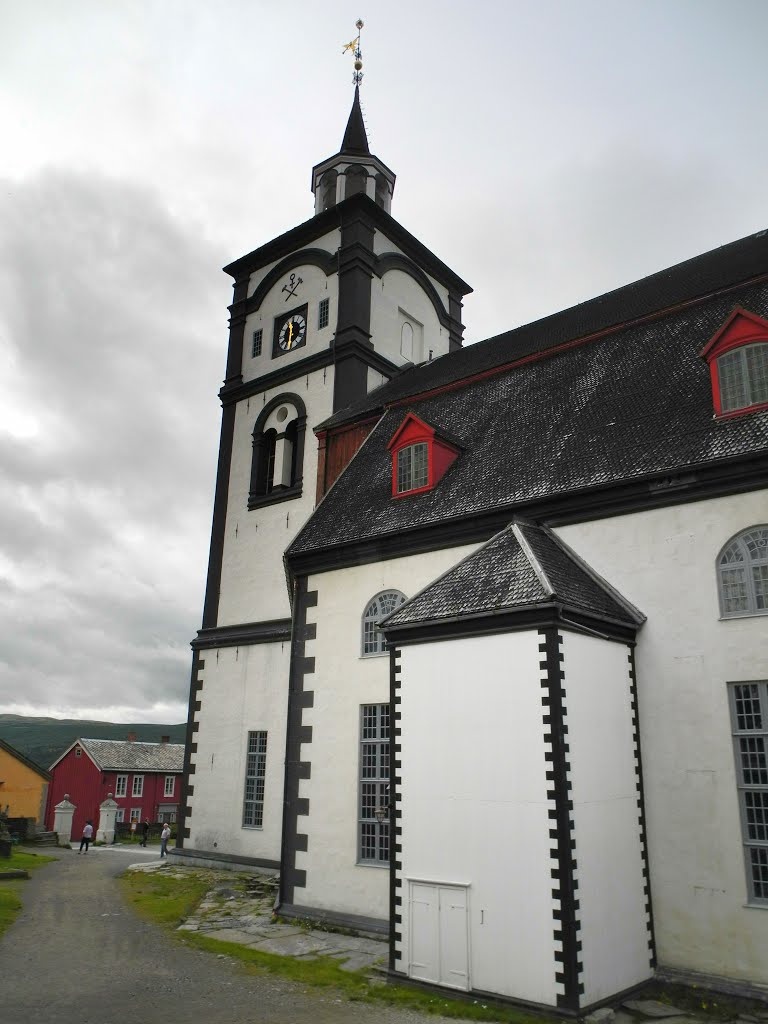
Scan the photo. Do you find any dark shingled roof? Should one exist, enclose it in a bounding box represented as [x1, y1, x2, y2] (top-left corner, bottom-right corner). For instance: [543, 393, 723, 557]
[320, 228, 768, 430]
[290, 273, 768, 559]
[381, 521, 642, 630]
[75, 739, 184, 772]
[341, 85, 370, 155]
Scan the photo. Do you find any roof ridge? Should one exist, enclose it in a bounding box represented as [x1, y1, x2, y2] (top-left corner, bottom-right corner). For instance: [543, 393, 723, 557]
[512, 521, 555, 599]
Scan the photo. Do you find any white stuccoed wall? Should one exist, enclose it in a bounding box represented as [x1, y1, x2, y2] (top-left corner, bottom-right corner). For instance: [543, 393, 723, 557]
[216, 368, 333, 626]
[561, 631, 652, 1003]
[293, 545, 479, 921]
[370, 267, 452, 367]
[556, 489, 768, 982]
[186, 640, 289, 861]
[398, 632, 557, 1005]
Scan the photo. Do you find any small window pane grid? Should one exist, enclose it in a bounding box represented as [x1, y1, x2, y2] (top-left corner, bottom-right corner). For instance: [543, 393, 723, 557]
[252, 329, 263, 358]
[130, 808, 141, 823]
[396, 442, 429, 494]
[242, 731, 268, 828]
[115, 775, 127, 797]
[318, 298, 330, 330]
[359, 704, 390, 864]
[75, 747, 81, 757]
[719, 528, 768, 616]
[132, 775, 144, 797]
[115, 808, 125, 822]
[164, 775, 175, 797]
[362, 591, 406, 656]
[718, 344, 768, 412]
[729, 682, 768, 903]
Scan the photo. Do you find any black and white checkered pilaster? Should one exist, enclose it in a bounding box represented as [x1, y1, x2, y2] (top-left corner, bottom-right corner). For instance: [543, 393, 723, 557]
[628, 648, 656, 968]
[390, 646, 404, 972]
[539, 628, 584, 1012]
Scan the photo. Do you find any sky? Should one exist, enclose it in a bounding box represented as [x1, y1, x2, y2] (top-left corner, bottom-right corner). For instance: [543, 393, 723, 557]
[1, 0, 766, 724]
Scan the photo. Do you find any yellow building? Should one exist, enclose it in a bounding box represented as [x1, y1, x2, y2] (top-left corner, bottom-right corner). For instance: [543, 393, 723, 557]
[0, 738, 50, 825]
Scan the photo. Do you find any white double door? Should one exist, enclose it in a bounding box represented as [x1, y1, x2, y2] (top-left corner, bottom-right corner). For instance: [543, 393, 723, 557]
[409, 882, 469, 990]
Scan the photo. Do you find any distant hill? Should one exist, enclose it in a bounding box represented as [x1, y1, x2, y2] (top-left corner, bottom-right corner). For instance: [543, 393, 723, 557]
[0, 714, 186, 772]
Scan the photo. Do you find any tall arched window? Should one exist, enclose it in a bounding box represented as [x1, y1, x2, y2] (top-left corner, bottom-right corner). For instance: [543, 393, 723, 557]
[248, 394, 307, 509]
[361, 591, 406, 656]
[718, 527, 768, 617]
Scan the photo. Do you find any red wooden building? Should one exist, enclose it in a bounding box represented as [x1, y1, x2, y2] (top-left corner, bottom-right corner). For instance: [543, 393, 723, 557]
[46, 735, 184, 840]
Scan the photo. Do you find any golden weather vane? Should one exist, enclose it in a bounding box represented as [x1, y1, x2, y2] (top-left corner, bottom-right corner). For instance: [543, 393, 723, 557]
[342, 19, 364, 86]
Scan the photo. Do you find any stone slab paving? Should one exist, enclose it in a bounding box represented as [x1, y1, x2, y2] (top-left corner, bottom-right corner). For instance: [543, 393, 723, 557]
[174, 866, 389, 974]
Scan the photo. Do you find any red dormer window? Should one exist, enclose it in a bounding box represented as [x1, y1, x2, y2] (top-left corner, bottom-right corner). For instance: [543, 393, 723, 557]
[387, 413, 460, 498]
[700, 307, 768, 418]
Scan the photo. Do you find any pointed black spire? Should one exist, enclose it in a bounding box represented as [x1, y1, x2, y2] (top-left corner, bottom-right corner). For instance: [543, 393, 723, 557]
[340, 86, 370, 156]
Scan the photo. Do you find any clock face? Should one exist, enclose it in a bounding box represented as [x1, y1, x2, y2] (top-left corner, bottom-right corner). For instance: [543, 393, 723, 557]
[277, 312, 307, 352]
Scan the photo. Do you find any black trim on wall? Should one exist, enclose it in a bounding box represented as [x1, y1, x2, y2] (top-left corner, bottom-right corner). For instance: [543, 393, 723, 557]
[628, 647, 657, 968]
[333, 210, 375, 412]
[244, 250, 337, 315]
[278, 577, 317, 907]
[178, 652, 204, 847]
[202, 405, 237, 629]
[540, 628, 583, 1012]
[225, 278, 249, 385]
[389, 645, 401, 972]
[191, 618, 292, 651]
[375, 252, 463, 342]
[384, 604, 638, 650]
[247, 393, 307, 509]
[219, 344, 399, 409]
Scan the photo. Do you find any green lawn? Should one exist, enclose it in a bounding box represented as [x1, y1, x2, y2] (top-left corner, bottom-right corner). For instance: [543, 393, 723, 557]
[0, 848, 56, 939]
[119, 868, 549, 1023]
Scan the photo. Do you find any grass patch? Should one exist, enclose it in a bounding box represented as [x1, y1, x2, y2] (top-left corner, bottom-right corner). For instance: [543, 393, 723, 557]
[0, 847, 56, 939]
[118, 869, 211, 928]
[120, 868, 548, 1023]
[181, 933, 544, 1022]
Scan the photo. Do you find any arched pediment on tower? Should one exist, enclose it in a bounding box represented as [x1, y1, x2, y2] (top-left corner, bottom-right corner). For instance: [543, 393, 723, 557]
[374, 252, 453, 333]
[246, 249, 337, 314]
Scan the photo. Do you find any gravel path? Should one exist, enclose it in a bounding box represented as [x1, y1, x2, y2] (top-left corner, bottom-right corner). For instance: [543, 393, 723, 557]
[2, 846, 458, 1024]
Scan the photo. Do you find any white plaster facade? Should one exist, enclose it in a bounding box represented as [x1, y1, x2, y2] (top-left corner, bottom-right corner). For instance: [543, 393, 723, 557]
[557, 490, 768, 983]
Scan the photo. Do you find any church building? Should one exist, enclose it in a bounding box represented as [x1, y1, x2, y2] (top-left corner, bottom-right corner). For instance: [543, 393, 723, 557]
[177, 66, 768, 1014]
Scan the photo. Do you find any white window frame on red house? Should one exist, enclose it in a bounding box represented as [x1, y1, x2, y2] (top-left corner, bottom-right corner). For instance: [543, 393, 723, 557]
[115, 808, 125, 822]
[115, 774, 127, 797]
[129, 808, 141, 823]
[164, 775, 175, 797]
[132, 775, 144, 797]
[700, 306, 768, 418]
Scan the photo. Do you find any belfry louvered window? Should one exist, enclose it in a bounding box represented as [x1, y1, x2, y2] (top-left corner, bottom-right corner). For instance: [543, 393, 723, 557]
[361, 590, 406, 656]
[729, 682, 768, 904]
[718, 527, 768, 617]
[358, 703, 390, 865]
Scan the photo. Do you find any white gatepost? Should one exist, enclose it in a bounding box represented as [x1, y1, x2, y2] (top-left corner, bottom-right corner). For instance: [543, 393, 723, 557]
[53, 794, 76, 844]
[97, 793, 119, 845]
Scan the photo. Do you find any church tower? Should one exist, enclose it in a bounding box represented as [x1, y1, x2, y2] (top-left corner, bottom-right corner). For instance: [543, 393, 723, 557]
[178, 39, 472, 868]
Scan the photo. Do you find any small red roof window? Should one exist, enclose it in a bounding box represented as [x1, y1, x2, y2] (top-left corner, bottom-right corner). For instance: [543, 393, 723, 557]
[700, 307, 768, 418]
[387, 413, 461, 498]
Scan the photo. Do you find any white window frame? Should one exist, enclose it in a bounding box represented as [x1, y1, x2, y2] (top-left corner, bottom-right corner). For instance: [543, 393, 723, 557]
[115, 808, 125, 823]
[396, 442, 429, 494]
[132, 775, 144, 797]
[252, 328, 263, 358]
[242, 731, 268, 829]
[129, 808, 142, 823]
[164, 775, 175, 797]
[728, 681, 768, 905]
[717, 343, 768, 413]
[115, 774, 127, 797]
[718, 526, 768, 618]
[361, 590, 406, 657]
[358, 703, 390, 866]
[318, 297, 330, 330]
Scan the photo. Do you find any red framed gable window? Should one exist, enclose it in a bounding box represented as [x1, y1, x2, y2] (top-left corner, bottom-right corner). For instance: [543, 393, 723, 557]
[387, 413, 460, 498]
[700, 307, 768, 418]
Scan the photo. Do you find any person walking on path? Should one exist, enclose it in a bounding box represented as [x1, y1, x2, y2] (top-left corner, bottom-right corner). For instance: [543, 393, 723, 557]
[140, 820, 149, 847]
[79, 820, 94, 854]
[160, 822, 171, 858]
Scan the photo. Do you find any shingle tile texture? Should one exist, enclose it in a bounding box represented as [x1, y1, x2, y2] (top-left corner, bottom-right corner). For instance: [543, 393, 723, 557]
[291, 279, 768, 557]
[79, 738, 184, 772]
[383, 522, 637, 627]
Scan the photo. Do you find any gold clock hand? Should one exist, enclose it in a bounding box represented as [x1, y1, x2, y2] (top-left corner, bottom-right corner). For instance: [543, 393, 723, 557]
[287, 322, 294, 348]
